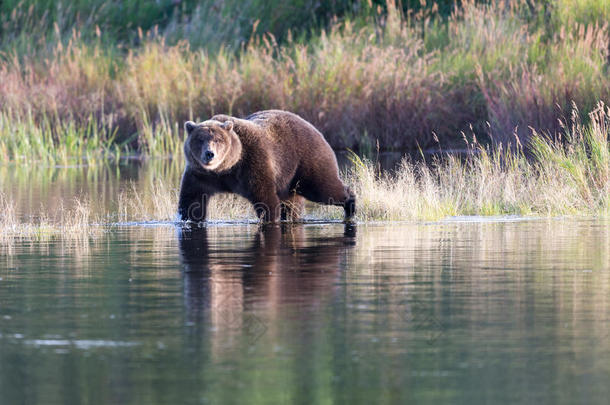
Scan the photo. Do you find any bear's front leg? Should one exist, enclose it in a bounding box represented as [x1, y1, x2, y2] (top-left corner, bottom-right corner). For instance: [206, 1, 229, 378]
[251, 193, 281, 223]
[178, 170, 214, 222]
[281, 194, 304, 221]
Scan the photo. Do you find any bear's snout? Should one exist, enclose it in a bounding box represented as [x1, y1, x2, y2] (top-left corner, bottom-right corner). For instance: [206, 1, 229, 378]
[203, 150, 215, 163]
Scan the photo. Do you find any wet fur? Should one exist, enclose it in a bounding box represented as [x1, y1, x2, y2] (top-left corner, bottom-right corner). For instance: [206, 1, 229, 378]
[178, 110, 356, 222]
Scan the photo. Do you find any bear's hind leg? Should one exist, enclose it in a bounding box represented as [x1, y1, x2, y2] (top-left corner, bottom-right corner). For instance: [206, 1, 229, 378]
[343, 187, 356, 221]
[299, 177, 356, 221]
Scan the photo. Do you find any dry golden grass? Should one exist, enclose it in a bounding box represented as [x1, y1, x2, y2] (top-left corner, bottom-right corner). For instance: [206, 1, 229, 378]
[0, 193, 103, 241]
[116, 179, 255, 222]
[350, 102, 610, 220]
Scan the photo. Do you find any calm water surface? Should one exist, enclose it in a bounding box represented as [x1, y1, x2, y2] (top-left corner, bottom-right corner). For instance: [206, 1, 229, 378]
[1, 162, 609, 404]
[1, 220, 609, 404]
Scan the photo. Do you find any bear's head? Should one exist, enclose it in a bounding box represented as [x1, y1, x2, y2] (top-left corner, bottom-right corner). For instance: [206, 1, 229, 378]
[184, 119, 242, 173]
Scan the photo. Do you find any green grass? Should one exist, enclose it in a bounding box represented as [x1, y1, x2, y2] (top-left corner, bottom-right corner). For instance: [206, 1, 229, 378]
[553, 0, 610, 27]
[0, 111, 123, 165]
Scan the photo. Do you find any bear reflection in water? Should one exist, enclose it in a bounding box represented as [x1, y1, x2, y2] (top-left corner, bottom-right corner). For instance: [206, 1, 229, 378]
[178, 224, 356, 347]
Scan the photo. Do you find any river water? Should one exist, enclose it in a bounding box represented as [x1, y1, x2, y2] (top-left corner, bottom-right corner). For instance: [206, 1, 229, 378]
[1, 161, 609, 404]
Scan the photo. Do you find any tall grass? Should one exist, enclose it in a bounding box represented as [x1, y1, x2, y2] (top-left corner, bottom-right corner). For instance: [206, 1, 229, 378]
[116, 179, 255, 222]
[0, 192, 102, 240]
[0, 111, 122, 164]
[0, 1, 607, 160]
[552, 0, 610, 27]
[350, 102, 610, 220]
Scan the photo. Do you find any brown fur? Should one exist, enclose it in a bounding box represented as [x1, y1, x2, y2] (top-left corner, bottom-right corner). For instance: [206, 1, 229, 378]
[178, 110, 355, 222]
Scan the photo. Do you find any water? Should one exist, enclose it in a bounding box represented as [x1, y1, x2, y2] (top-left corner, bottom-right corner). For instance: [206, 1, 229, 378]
[1, 162, 610, 404]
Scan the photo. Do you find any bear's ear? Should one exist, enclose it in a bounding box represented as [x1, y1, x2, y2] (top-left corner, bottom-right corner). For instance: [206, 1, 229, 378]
[184, 121, 197, 134]
[222, 120, 234, 132]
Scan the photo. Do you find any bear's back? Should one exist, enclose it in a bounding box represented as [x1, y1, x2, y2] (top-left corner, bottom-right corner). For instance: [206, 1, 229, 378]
[245, 110, 327, 145]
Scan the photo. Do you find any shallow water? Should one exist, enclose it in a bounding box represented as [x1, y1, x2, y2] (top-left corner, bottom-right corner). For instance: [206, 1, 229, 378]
[0, 159, 182, 219]
[1, 219, 609, 404]
[0, 152, 405, 220]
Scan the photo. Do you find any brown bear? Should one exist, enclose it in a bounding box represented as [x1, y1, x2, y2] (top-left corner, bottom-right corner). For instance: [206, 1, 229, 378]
[178, 110, 355, 223]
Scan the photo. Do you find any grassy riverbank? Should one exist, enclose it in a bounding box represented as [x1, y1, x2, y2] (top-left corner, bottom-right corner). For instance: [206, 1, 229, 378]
[0, 1, 608, 162]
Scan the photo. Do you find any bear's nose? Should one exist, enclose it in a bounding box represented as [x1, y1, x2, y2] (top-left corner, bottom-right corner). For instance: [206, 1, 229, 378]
[204, 150, 215, 161]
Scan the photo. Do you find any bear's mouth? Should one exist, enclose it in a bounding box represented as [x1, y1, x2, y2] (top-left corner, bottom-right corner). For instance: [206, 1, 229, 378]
[196, 157, 213, 169]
